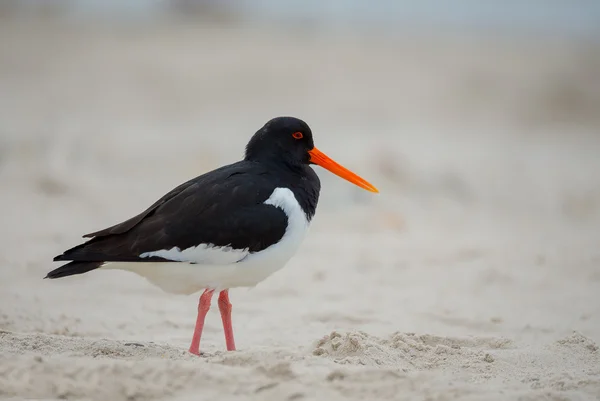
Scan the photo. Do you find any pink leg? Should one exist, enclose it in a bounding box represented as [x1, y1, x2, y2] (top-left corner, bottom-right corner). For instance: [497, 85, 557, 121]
[188, 289, 214, 356]
[218, 290, 236, 351]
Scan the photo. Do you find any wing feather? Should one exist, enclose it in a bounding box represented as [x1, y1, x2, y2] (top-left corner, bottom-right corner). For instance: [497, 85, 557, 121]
[53, 161, 289, 264]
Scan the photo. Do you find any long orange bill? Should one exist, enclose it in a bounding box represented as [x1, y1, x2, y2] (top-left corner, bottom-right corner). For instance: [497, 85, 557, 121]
[308, 147, 379, 193]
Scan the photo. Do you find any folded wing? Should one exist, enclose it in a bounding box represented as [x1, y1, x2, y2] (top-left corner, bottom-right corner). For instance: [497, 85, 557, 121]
[52, 161, 288, 266]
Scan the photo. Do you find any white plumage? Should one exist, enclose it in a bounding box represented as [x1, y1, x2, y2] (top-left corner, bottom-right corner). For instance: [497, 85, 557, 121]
[139, 244, 249, 265]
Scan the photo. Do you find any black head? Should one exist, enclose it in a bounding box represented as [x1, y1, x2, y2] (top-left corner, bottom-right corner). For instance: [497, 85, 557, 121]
[245, 116, 314, 165]
[245, 116, 379, 193]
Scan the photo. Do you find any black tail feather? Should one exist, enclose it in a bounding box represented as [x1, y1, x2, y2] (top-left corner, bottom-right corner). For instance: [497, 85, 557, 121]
[45, 261, 103, 279]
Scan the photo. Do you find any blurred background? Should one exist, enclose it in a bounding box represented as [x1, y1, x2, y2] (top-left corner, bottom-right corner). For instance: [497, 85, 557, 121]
[1, 0, 599, 341]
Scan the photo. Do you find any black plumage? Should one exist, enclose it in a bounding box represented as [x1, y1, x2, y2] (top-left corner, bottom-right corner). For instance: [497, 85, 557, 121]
[46, 117, 321, 279]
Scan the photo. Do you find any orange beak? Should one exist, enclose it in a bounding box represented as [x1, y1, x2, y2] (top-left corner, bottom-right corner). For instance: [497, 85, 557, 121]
[308, 147, 379, 193]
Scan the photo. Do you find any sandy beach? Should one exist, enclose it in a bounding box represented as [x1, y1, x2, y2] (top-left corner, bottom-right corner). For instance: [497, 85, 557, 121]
[1, 12, 599, 401]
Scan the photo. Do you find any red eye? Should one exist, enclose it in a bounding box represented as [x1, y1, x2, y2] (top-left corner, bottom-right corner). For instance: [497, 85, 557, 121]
[292, 132, 303, 139]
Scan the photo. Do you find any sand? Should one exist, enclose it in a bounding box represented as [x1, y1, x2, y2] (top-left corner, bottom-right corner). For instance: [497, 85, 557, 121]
[1, 14, 600, 401]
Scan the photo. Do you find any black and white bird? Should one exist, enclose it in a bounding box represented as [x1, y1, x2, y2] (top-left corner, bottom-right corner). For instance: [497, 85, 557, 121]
[46, 116, 378, 355]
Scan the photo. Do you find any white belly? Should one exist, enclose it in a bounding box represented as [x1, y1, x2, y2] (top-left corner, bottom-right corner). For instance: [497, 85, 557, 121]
[101, 188, 310, 294]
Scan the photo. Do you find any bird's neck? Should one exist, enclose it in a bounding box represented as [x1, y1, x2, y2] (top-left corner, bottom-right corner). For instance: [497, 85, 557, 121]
[246, 153, 304, 173]
[249, 158, 320, 222]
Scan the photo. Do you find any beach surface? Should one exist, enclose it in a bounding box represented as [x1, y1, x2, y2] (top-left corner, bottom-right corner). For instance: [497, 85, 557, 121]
[1, 15, 599, 401]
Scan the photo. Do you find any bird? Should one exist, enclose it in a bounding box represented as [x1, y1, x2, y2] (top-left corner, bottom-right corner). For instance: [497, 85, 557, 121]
[45, 116, 378, 355]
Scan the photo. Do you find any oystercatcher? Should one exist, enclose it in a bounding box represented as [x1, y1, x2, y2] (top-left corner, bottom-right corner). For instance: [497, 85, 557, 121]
[46, 116, 378, 355]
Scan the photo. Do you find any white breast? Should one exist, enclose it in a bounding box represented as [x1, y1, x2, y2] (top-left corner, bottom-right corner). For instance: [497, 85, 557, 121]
[234, 187, 310, 285]
[102, 187, 311, 294]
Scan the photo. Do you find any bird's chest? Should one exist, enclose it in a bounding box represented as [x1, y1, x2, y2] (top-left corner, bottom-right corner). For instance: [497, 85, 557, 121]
[226, 187, 310, 287]
[251, 187, 310, 260]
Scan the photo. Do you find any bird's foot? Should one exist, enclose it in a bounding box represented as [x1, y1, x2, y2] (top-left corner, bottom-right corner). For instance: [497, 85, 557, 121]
[188, 348, 203, 356]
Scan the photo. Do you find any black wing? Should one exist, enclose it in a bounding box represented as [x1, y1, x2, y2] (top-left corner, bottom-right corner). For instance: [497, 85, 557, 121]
[52, 161, 288, 264]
